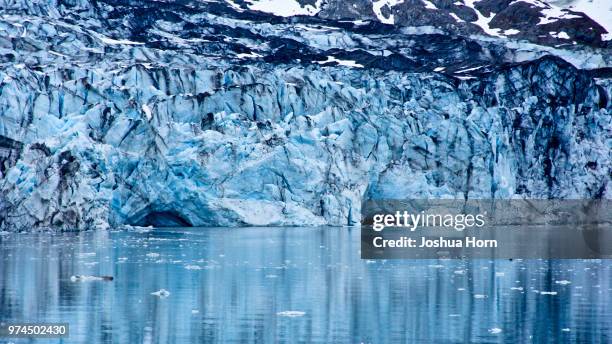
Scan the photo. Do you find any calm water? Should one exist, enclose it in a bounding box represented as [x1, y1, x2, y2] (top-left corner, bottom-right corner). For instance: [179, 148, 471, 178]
[0, 227, 610, 344]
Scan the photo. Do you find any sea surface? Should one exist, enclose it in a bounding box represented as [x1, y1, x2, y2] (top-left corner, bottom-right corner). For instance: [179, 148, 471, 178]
[0, 227, 610, 343]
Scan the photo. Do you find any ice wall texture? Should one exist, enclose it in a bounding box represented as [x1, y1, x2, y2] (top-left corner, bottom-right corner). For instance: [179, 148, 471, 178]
[0, 0, 610, 230]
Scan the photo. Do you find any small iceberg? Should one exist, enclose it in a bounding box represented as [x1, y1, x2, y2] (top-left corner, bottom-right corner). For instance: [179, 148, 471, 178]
[185, 265, 202, 270]
[555, 280, 571, 285]
[70, 275, 114, 282]
[488, 328, 502, 334]
[277, 311, 305, 317]
[123, 224, 154, 233]
[540, 291, 558, 295]
[151, 289, 171, 298]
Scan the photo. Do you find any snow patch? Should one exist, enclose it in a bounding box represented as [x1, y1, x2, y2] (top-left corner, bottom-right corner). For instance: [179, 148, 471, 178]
[538, 3, 581, 25]
[246, 0, 322, 17]
[317, 56, 364, 68]
[449, 13, 464, 23]
[550, 31, 570, 39]
[372, 0, 405, 25]
[464, 0, 502, 37]
[560, 0, 612, 33]
[422, 0, 437, 10]
[94, 33, 145, 46]
[236, 52, 263, 59]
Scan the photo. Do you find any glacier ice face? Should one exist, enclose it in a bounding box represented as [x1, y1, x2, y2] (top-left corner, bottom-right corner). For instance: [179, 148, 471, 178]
[0, 57, 609, 230]
[0, 0, 610, 230]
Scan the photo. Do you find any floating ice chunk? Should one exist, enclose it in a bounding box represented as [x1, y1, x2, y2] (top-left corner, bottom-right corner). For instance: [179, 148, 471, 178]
[151, 289, 171, 298]
[473, 294, 487, 299]
[495, 272, 505, 277]
[510, 287, 524, 291]
[540, 291, 558, 295]
[124, 225, 153, 233]
[489, 327, 502, 334]
[555, 280, 571, 285]
[70, 275, 113, 282]
[561, 328, 571, 332]
[192, 309, 200, 314]
[277, 311, 306, 317]
[146, 253, 160, 258]
[185, 265, 202, 270]
[434, 67, 446, 72]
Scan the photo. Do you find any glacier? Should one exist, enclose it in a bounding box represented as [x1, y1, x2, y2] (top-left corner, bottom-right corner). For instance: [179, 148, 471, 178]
[0, 0, 610, 230]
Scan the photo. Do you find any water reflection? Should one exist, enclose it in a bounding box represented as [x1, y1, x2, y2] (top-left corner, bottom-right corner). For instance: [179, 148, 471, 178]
[0, 227, 610, 343]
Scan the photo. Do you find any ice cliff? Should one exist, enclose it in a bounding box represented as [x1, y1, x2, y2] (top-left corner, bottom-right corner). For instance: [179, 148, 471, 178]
[0, 0, 610, 230]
